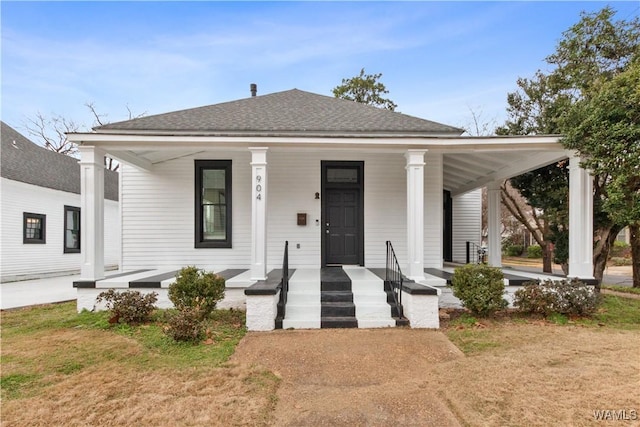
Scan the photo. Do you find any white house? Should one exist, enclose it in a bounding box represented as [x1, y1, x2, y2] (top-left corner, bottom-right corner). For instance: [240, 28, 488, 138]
[0, 122, 120, 282]
[67, 88, 594, 330]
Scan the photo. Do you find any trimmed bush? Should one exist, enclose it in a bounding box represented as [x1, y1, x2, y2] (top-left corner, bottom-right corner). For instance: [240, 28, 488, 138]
[514, 279, 600, 317]
[169, 266, 225, 319]
[164, 308, 206, 343]
[505, 245, 524, 257]
[96, 289, 158, 325]
[451, 264, 507, 316]
[526, 245, 543, 259]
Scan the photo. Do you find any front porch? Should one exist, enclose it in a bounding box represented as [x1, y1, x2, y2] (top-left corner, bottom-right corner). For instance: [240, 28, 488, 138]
[74, 263, 578, 330]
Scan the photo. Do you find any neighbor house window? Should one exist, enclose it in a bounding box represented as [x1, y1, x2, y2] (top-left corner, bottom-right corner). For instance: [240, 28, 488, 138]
[23, 212, 46, 244]
[195, 160, 232, 248]
[64, 206, 81, 253]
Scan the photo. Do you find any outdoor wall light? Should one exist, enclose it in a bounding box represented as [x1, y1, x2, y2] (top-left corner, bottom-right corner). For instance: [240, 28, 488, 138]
[315, 192, 320, 199]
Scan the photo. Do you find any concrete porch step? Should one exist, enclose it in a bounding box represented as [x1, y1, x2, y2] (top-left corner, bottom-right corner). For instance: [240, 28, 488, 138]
[321, 316, 358, 328]
[321, 291, 353, 303]
[321, 302, 356, 317]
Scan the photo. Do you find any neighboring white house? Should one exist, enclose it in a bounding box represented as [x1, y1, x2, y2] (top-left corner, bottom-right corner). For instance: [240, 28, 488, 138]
[0, 122, 120, 283]
[67, 88, 595, 330]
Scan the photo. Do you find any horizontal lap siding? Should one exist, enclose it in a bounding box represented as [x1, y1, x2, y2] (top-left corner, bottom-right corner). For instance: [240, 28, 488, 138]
[121, 151, 408, 271]
[452, 189, 482, 263]
[1, 178, 120, 282]
[266, 151, 407, 269]
[120, 153, 251, 271]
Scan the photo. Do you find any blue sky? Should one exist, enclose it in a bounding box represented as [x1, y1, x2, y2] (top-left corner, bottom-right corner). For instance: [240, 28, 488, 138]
[2, 1, 638, 138]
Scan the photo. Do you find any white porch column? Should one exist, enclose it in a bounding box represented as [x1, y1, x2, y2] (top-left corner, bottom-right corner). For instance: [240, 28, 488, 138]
[568, 154, 594, 279]
[424, 152, 443, 268]
[487, 181, 502, 267]
[406, 150, 426, 280]
[78, 145, 106, 280]
[250, 148, 268, 281]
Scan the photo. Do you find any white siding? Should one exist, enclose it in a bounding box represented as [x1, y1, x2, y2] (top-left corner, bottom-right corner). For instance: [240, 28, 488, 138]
[452, 189, 482, 263]
[0, 178, 120, 282]
[121, 151, 409, 271]
[120, 152, 252, 271]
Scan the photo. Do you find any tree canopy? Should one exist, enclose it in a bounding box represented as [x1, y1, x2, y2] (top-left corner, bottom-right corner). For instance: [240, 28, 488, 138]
[332, 68, 397, 111]
[497, 6, 640, 284]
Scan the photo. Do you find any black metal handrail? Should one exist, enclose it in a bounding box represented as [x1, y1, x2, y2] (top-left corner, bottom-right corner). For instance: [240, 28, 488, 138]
[385, 241, 404, 318]
[279, 241, 289, 317]
[466, 241, 486, 264]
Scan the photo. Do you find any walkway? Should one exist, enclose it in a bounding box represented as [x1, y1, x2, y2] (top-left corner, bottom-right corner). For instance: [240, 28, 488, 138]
[1, 274, 78, 310]
[231, 328, 463, 426]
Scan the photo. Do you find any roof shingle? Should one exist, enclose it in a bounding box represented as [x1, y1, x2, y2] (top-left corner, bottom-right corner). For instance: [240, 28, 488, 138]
[1, 121, 118, 201]
[96, 89, 463, 135]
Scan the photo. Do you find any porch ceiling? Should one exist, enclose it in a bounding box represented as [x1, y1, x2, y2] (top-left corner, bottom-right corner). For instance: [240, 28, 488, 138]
[70, 133, 569, 195]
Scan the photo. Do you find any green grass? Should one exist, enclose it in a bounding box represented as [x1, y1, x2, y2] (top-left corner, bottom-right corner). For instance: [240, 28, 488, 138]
[0, 302, 247, 400]
[578, 295, 640, 329]
[445, 294, 640, 354]
[445, 313, 501, 354]
[602, 285, 640, 295]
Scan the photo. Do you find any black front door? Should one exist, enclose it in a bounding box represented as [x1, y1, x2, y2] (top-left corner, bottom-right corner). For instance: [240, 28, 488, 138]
[322, 161, 364, 266]
[326, 189, 360, 265]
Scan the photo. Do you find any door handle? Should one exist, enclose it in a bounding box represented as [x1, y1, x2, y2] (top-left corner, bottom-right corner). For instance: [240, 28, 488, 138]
[326, 223, 330, 227]
[326, 229, 329, 234]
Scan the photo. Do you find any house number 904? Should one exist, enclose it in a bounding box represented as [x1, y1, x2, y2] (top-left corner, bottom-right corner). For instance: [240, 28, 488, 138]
[256, 175, 263, 200]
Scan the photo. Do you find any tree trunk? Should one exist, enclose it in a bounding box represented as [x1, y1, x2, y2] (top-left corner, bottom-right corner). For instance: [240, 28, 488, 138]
[630, 224, 640, 288]
[541, 243, 553, 274]
[592, 224, 623, 288]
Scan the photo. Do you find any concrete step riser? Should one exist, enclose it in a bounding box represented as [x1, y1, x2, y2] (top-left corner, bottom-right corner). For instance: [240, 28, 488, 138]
[321, 303, 356, 317]
[321, 281, 351, 292]
[321, 291, 353, 303]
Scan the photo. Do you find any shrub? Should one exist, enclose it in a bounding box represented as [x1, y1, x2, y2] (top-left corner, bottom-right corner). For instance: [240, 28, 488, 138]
[169, 266, 225, 319]
[164, 308, 205, 343]
[526, 245, 543, 259]
[96, 289, 157, 325]
[514, 279, 600, 317]
[505, 245, 524, 257]
[451, 264, 507, 316]
[611, 240, 631, 258]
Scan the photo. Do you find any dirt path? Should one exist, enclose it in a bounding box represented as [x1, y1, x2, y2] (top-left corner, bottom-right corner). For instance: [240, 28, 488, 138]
[231, 328, 464, 426]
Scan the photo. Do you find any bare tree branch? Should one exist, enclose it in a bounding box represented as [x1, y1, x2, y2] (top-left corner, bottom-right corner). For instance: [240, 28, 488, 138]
[24, 112, 80, 157]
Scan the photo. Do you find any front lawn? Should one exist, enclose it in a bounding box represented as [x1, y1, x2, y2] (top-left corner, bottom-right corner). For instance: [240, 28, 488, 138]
[0, 303, 279, 426]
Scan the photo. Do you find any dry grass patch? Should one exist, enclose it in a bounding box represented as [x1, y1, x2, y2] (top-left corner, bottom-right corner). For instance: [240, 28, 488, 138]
[1, 302, 279, 426]
[434, 324, 639, 426]
[437, 295, 640, 426]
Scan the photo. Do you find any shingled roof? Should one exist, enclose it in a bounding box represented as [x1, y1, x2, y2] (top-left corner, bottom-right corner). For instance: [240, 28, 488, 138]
[96, 89, 463, 136]
[1, 122, 118, 201]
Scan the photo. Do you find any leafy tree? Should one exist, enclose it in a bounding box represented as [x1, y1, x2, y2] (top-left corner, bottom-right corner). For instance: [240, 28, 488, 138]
[562, 59, 640, 287]
[497, 6, 639, 283]
[332, 68, 397, 111]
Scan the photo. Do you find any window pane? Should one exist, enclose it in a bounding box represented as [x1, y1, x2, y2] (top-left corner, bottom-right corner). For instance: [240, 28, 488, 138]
[202, 169, 226, 241]
[327, 168, 358, 183]
[202, 204, 226, 240]
[26, 218, 42, 239]
[65, 230, 79, 249]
